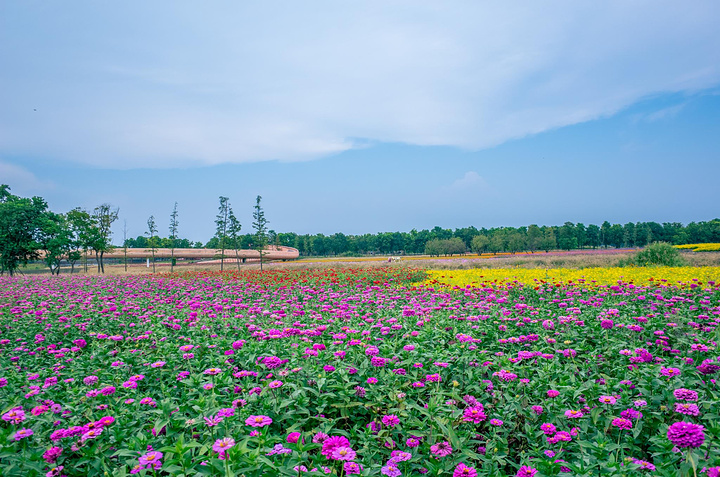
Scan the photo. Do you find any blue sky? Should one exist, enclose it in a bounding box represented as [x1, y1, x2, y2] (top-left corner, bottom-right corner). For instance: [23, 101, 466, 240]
[1, 2, 719, 242]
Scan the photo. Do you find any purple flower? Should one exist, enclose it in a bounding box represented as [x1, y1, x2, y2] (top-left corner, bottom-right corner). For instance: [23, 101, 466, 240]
[667, 421, 705, 448]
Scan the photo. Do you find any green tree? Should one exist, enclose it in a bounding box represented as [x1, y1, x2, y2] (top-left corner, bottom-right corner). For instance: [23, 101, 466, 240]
[38, 212, 73, 275]
[526, 225, 542, 253]
[169, 202, 179, 272]
[471, 235, 490, 254]
[89, 204, 119, 273]
[146, 215, 158, 273]
[252, 195, 269, 270]
[215, 196, 230, 271]
[539, 227, 557, 252]
[66, 208, 92, 273]
[228, 209, 242, 271]
[0, 185, 48, 276]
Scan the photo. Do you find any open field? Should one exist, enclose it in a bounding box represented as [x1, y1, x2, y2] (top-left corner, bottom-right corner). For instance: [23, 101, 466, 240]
[1, 267, 719, 476]
[28, 249, 720, 276]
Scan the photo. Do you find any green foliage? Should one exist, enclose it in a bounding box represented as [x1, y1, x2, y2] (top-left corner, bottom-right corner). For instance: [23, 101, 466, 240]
[621, 242, 687, 267]
[0, 186, 48, 275]
[252, 195, 269, 270]
[424, 238, 466, 256]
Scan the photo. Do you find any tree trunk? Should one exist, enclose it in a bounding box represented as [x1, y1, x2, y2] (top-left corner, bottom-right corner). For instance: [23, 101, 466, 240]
[235, 248, 240, 272]
[95, 251, 101, 273]
[100, 251, 105, 274]
[170, 248, 174, 273]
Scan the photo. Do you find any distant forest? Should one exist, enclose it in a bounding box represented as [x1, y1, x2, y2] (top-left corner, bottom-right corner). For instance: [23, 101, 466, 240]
[126, 220, 720, 257]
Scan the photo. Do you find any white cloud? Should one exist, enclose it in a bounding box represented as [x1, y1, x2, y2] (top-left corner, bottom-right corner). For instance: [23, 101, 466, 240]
[0, 1, 719, 168]
[0, 161, 53, 192]
[450, 171, 487, 191]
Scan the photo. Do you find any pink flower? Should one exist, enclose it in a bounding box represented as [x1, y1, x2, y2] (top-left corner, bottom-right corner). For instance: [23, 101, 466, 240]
[430, 441, 452, 458]
[322, 435, 351, 458]
[330, 446, 357, 461]
[138, 451, 163, 469]
[287, 432, 301, 443]
[245, 415, 272, 427]
[612, 418, 633, 429]
[667, 421, 705, 448]
[43, 446, 63, 463]
[213, 437, 235, 454]
[516, 466, 538, 477]
[13, 428, 34, 441]
[463, 406, 487, 424]
[453, 463, 478, 477]
[382, 414, 400, 428]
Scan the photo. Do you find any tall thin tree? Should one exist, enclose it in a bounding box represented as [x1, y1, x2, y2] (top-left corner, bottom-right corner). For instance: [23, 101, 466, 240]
[169, 202, 179, 273]
[252, 195, 269, 271]
[122, 220, 129, 272]
[228, 209, 242, 272]
[146, 215, 158, 273]
[215, 196, 230, 271]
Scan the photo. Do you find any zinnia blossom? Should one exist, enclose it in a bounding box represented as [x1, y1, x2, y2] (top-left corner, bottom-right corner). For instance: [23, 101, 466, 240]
[245, 415, 272, 427]
[667, 421, 705, 448]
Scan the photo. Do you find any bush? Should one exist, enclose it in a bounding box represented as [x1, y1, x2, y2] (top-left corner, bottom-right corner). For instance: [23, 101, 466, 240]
[621, 242, 686, 267]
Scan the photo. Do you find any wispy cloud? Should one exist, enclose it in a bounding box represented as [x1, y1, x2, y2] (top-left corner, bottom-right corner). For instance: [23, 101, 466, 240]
[0, 161, 54, 192]
[450, 171, 487, 191]
[1, 1, 719, 168]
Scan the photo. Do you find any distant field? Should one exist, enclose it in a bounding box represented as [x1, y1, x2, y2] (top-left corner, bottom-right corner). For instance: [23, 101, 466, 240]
[675, 243, 720, 252]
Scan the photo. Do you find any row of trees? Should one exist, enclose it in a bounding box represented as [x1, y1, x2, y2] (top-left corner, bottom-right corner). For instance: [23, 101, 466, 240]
[263, 220, 720, 257]
[0, 185, 119, 275]
[126, 220, 720, 258]
[0, 184, 274, 275]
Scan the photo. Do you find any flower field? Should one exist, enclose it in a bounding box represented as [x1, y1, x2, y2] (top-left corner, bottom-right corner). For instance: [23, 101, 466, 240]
[1, 268, 720, 477]
[424, 267, 720, 288]
[675, 244, 720, 253]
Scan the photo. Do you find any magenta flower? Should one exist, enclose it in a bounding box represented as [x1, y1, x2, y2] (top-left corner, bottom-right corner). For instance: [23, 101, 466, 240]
[516, 466, 538, 477]
[322, 435, 351, 458]
[564, 410, 584, 419]
[213, 437, 235, 454]
[453, 463, 477, 477]
[382, 414, 400, 428]
[13, 428, 34, 441]
[245, 415, 272, 427]
[430, 441, 452, 458]
[611, 418, 633, 429]
[344, 462, 363, 475]
[138, 451, 163, 469]
[330, 446, 357, 461]
[287, 432, 301, 443]
[463, 406, 487, 424]
[667, 421, 705, 448]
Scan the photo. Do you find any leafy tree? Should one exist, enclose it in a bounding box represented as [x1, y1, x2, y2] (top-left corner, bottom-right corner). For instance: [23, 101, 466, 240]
[122, 220, 129, 272]
[66, 208, 92, 273]
[38, 212, 73, 275]
[471, 234, 490, 254]
[89, 204, 119, 273]
[252, 195, 269, 270]
[526, 225, 542, 252]
[0, 185, 48, 276]
[169, 202, 179, 272]
[215, 196, 230, 271]
[539, 227, 557, 252]
[146, 215, 158, 273]
[227, 209, 242, 272]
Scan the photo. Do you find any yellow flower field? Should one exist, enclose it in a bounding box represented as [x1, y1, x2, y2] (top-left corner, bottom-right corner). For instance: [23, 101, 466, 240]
[424, 266, 720, 287]
[674, 243, 720, 252]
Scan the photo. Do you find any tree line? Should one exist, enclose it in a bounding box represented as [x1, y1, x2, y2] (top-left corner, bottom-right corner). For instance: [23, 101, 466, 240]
[0, 184, 271, 275]
[2, 183, 719, 275]
[260, 220, 720, 257]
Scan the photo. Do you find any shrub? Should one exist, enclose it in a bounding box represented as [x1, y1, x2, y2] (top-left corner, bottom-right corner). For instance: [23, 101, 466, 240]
[622, 242, 686, 267]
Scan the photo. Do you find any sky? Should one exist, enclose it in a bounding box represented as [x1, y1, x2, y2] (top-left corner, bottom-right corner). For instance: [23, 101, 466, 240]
[1, 1, 719, 243]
